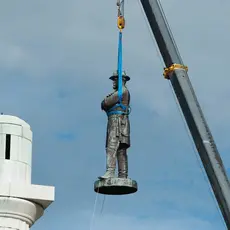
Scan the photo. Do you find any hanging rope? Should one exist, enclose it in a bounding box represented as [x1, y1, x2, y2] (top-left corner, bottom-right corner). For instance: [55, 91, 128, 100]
[89, 188, 99, 230]
[100, 195, 106, 215]
[89, 191, 107, 230]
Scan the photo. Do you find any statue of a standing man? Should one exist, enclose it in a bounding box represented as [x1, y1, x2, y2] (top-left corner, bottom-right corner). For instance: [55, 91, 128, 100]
[99, 71, 131, 180]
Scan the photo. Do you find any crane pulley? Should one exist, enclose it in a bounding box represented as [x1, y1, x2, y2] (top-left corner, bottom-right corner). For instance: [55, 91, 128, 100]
[117, 0, 125, 31]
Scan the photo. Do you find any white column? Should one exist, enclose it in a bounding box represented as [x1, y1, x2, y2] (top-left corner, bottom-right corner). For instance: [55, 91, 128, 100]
[0, 115, 55, 230]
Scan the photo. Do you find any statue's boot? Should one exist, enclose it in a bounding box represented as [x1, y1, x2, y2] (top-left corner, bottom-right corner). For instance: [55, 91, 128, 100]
[98, 148, 116, 180]
[117, 148, 128, 178]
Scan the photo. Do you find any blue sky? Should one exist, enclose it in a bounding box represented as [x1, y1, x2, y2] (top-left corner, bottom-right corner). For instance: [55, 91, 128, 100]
[0, 0, 230, 229]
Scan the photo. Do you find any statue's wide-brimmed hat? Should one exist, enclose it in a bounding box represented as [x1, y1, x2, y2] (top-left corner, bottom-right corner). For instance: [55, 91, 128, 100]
[109, 70, 130, 81]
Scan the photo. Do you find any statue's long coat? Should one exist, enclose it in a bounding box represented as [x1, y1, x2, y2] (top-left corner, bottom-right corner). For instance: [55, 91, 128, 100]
[101, 87, 130, 150]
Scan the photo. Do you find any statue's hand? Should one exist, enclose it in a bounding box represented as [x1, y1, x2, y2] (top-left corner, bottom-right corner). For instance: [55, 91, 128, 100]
[106, 92, 114, 97]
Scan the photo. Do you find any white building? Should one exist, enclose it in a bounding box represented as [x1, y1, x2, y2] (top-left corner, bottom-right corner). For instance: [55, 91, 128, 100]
[0, 115, 55, 230]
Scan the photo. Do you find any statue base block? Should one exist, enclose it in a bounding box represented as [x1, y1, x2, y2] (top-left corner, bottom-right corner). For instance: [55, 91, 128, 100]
[94, 178, 138, 195]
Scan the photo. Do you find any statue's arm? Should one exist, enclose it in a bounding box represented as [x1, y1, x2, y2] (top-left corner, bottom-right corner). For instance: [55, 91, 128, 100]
[101, 91, 119, 111]
[101, 88, 128, 111]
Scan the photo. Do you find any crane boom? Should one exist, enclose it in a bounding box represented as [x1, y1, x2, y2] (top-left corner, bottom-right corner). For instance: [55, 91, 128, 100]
[139, 0, 230, 228]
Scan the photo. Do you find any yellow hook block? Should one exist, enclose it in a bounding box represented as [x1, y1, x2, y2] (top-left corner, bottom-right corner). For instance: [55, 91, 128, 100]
[117, 16, 125, 30]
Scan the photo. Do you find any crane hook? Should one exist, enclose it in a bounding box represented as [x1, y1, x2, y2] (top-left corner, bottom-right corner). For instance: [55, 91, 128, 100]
[117, 0, 125, 31]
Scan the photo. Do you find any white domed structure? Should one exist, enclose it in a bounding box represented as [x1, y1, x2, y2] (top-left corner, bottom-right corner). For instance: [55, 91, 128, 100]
[0, 115, 55, 230]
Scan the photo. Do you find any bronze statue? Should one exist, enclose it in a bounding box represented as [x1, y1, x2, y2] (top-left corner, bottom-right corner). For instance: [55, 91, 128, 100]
[99, 71, 131, 180]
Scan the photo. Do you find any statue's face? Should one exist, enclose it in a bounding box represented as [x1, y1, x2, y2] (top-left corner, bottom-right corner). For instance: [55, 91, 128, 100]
[113, 79, 118, 89]
[113, 78, 126, 90]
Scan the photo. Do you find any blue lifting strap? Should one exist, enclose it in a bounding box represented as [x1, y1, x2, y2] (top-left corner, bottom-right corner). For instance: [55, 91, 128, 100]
[118, 31, 122, 102]
[107, 103, 128, 116]
[107, 31, 129, 116]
